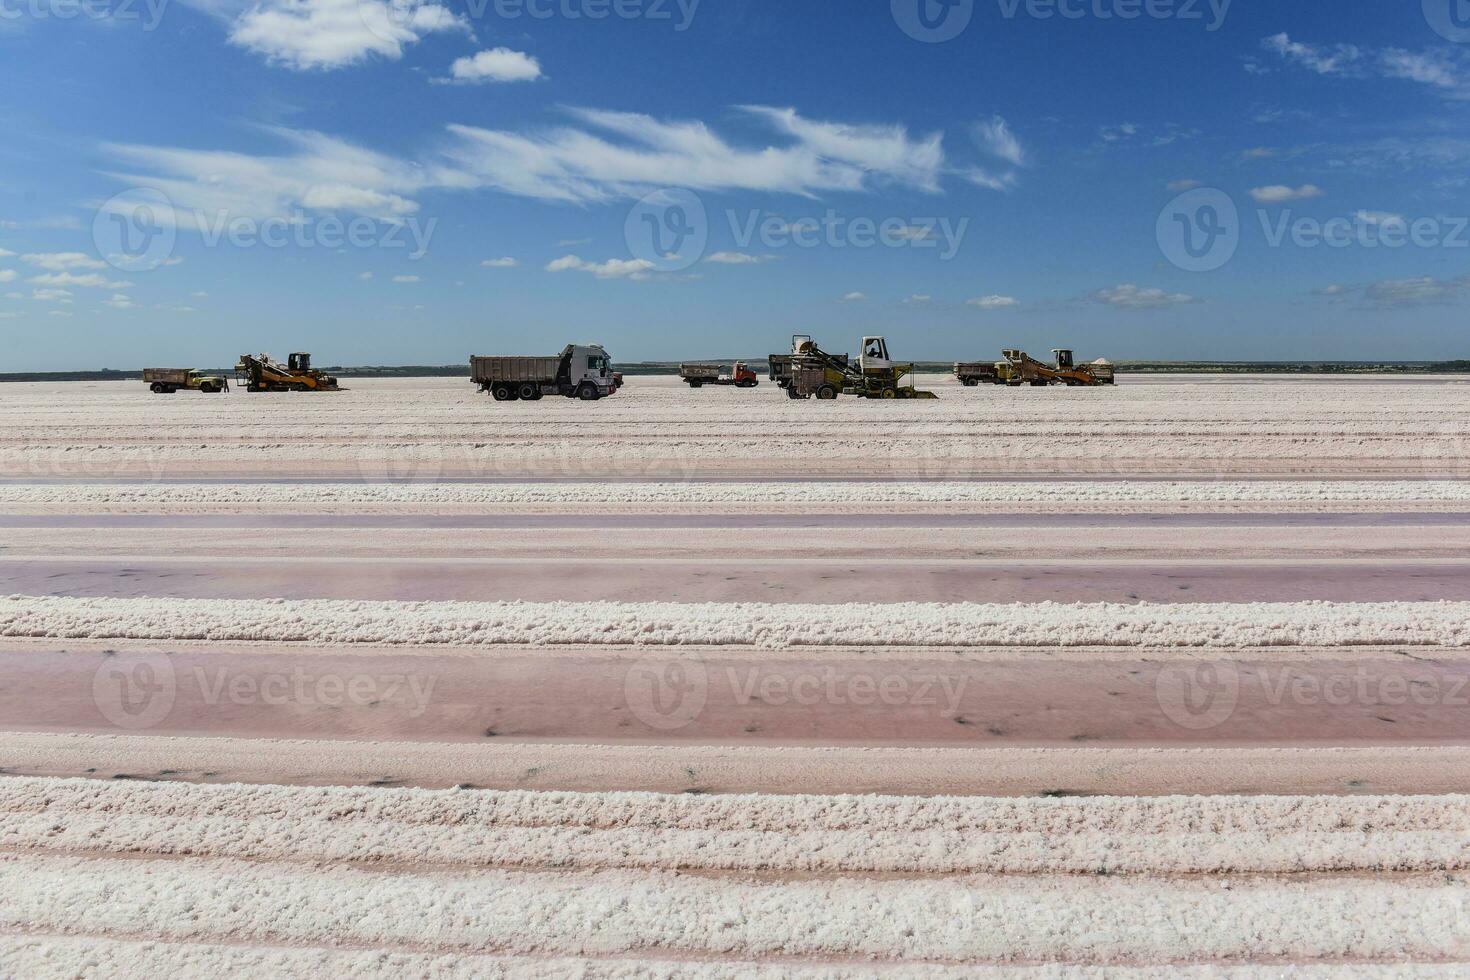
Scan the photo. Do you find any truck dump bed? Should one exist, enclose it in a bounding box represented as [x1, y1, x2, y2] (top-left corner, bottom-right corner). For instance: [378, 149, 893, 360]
[142, 369, 193, 385]
[680, 364, 723, 380]
[470, 356, 562, 386]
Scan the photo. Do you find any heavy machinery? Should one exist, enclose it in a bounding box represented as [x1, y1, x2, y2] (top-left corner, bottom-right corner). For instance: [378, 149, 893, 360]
[787, 335, 937, 400]
[953, 361, 1003, 386]
[770, 335, 845, 395]
[143, 368, 228, 394]
[235, 353, 341, 392]
[471, 344, 617, 402]
[999, 349, 1116, 387]
[680, 362, 759, 388]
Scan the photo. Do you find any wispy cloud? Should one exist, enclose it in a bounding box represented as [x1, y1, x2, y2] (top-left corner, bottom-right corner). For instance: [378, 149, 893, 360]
[546, 255, 657, 280]
[1261, 33, 1470, 99]
[967, 294, 1020, 310]
[1089, 284, 1195, 311]
[1249, 184, 1323, 204]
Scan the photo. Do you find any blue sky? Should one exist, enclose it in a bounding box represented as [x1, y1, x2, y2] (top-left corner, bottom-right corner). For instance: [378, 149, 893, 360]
[1, 0, 1469, 369]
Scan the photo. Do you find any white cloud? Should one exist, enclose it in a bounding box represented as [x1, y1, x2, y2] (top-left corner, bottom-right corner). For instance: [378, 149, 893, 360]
[392, 274, 421, 283]
[29, 272, 132, 289]
[1356, 210, 1406, 229]
[545, 255, 656, 280]
[229, 0, 466, 71]
[480, 257, 518, 268]
[443, 48, 542, 84]
[103, 294, 136, 309]
[192, 290, 209, 298]
[102, 105, 1006, 234]
[1378, 49, 1470, 97]
[1242, 147, 1277, 160]
[704, 251, 772, 265]
[31, 288, 73, 303]
[21, 252, 106, 271]
[903, 294, 932, 305]
[1100, 123, 1139, 143]
[47, 310, 73, 317]
[0, 248, 13, 257]
[1261, 33, 1362, 76]
[0, 312, 20, 319]
[103, 128, 430, 225]
[840, 291, 866, 302]
[1321, 274, 1470, 308]
[1249, 184, 1323, 204]
[170, 305, 199, 314]
[556, 237, 592, 247]
[1089, 284, 1195, 311]
[1263, 34, 1470, 99]
[0, 270, 14, 283]
[1166, 179, 1201, 192]
[358, 271, 374, 280]
[447, 105, 950, 203]
[300, 184, 417, 216]
[973, 115, 1025, 167]
[967, 294, 1020, 310]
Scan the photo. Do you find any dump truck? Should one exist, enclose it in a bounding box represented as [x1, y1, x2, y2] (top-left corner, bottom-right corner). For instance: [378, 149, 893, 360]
[953, 361, 1003, 386]
[236, 353, 341, 392]
[1000, 349, 1115, 387]
[680, 362, 759, 388]
[143, 368, 228, 394]
[788, 335, 937, 400]
[471, 344, 617, 402]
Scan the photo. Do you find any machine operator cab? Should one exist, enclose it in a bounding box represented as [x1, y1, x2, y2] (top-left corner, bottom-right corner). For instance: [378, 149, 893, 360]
[860, 336, 893, 373]
[791, 334, 815, 355]
[288, 352, 313, 373]
[1052, 349, 1076, 371]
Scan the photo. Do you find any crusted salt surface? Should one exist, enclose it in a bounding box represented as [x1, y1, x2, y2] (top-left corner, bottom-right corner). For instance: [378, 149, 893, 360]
[2, 594, 1468, 648]
[3, 851, 1467, 965]
[2, 777, 1469, 877]
[1, 480, 1469, 508]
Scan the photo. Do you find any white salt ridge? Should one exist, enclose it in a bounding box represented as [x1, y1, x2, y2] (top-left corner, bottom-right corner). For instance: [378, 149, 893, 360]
[3, 594, 1469, 648]
[4, 852, 1467, 966]
[3, 777, 1469, 877]
[2, 938, 1463, 980]
[3, 480, 1470, 507]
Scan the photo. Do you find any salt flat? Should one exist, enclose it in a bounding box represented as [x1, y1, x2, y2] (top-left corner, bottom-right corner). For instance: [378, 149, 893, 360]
[0, 373, 1466, 972]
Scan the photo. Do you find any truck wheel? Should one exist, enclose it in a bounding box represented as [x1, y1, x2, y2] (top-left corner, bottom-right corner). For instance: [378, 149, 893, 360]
[199, 382, 217, 393]
[518, 383, 539, 400]
[880, 388, 897, 399]
[492, 384, 515, 401]
[577, 382, 600, 401]
[785, 387, 802, 400]
[816, 385, 838, 400]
